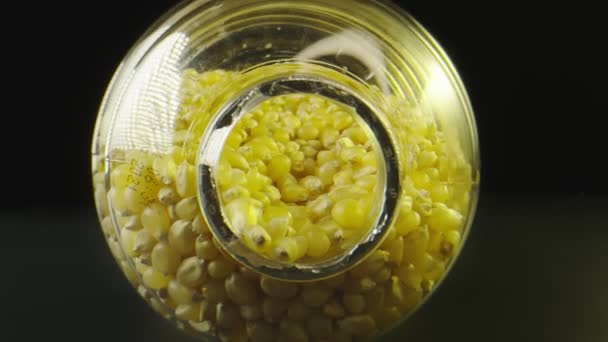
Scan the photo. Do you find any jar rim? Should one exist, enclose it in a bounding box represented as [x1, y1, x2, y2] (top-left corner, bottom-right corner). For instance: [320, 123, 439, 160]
[196, 61, 402, 281]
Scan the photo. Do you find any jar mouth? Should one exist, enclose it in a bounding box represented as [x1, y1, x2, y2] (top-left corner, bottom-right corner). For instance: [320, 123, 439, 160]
[196, 60, 401, 281]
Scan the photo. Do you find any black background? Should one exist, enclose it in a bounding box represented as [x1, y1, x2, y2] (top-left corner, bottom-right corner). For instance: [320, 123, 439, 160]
[1, 1, 606, 341]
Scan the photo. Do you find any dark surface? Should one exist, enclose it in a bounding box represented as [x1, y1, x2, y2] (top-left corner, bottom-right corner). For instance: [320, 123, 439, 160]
[1, 0, 606, 341]
[2, 194, 607, 341]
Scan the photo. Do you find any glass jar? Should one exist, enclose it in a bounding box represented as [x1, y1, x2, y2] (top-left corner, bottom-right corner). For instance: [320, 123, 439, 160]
[91, 0, 479, 340]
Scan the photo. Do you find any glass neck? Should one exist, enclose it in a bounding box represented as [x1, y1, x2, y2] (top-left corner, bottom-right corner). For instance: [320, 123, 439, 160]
[196, 61, 402, 281]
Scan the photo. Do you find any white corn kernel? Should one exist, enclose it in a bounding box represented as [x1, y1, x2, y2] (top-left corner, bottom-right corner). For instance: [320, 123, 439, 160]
[260, 276, 298, 300]
[134, 229, 156, 255]
[225, 272, 258, 305]
[168, 279, 196, 305]
[176, 161, 196, 198]
[175, 196, 199, 220]
[177, 256, 207, 287]
[151, 242, 181, 275]
[158, 187, 178, 205]
[168, 220, 196, 256]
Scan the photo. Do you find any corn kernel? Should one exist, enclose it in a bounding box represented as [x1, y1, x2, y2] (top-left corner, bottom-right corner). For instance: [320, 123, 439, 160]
[280, 183, 309, 203]
[176, 161, 196, 198]
[260, 275, 298, 300]
[141, 203, 171, 240]
[151, 242, 181, 275]
[332, 198, 365, 230]
[305, 229, 330, 257]
[297, 125, 320, 140]
[427, 203, 464, 232]
[267, 154, 292, 181]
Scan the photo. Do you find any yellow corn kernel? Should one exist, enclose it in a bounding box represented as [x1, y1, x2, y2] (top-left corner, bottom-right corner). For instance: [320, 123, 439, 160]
[320, 128, 340, 148]
[412, 170, 431, 188]
[317, 219, 344, 243]
[250, 124, 269, 137]
[300, 286, 331, 307]
[267, 154, 291, 181]
[301, 158, 316, 176]
[353, 165, 376, 178]
[328, 185, 367, 203]
[281, 114, 302, 129]
[247, 140, 273, 161]
[316, 160, 340, 186]
[332, 111, 354, 130]
[224, 148, 250, 170]
[273, 128, 290, 143]
[216, 160, 232, 187]
[297, 125, 320, 140]
[273, 237, 299, 262]
[339, 146, 366, 163]
[426, 167, 440, 180]
[280, 183, 309, 203]
[402, 227, 430, 267]
[395, 210, 421, 235]
[298, 175, 323, 195]
[331, 198, 365, 230]
[222, 184, 250, 203]
[418, 150, 438, 168]
[305, 229, 331, 257]
[333, 168, 353, 186]
[263, 184, 281, 202]
[226, 129, 244, 148]
[341, 126, 368, 145]
[355, 174, 378, 190]
[361, 151, 377, 168]
[350, 250, 389, 278]
[342, 293, 365, 314]
[306, 193, 332, 219]
[335, 137, 355, 156]
[427, 203, 464, 232]
[244, 225, 272, 252]
[246, 169, 271, 193]
[262, 296, 288, 323]
[224, 198, 260, 233]
[430, 182, 449, 202]
[316, 150, 337, 165]
[384, 236, 404, 266]
[372, 267, 392, 284]
[337, 315, 376, 336]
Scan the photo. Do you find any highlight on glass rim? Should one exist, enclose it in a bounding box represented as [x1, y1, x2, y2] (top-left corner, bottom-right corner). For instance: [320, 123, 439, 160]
[91, 0, 479, 340]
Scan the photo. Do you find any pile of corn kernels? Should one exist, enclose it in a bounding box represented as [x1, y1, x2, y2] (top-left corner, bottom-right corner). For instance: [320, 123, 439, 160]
[93, 69, 472, 341]
[217, 93, 380, 263]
